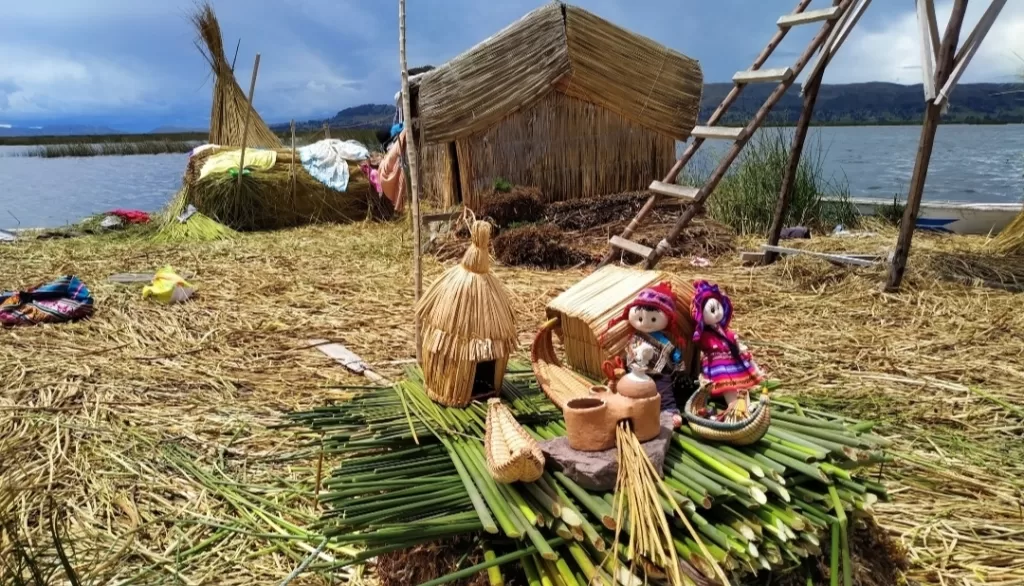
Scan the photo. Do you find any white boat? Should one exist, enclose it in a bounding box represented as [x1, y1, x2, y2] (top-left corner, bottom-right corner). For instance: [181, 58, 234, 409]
[826, 196, 1022, 236]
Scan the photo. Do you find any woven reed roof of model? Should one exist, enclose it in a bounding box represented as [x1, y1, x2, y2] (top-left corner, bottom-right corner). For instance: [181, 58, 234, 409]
[414, 2, 703, 144]
[192, 2, 282, 149]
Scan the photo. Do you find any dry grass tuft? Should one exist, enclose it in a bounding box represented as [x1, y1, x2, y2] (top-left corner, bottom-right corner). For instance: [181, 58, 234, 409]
[1, 219, 1023, 584]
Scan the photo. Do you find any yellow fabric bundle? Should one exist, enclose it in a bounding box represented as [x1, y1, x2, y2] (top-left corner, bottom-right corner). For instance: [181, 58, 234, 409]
[142, 266, 196, 304]
[199, 149, 277, 180]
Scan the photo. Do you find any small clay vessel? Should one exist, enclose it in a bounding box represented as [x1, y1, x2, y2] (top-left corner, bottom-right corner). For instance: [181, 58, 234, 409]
[614, 364, 658, 399]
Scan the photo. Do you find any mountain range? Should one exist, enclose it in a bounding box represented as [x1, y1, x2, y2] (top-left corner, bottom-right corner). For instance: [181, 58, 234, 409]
[302, 82, 1024, 131]
[2, 82, 1022, 138]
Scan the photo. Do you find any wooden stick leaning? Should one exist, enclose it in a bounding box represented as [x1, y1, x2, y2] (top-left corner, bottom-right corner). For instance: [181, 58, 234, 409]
[290, 120, 297, 200]
[399, 0, 424, 360]
[235, 53, 261, 200]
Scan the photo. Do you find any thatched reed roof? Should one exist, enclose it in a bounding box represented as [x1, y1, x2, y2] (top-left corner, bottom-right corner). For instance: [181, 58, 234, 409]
[192, 3, 282, 148]
[413, 2, 703, 144]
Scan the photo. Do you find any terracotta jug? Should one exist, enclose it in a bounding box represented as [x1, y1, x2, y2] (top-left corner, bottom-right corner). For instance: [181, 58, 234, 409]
[615, 364, 657, 399]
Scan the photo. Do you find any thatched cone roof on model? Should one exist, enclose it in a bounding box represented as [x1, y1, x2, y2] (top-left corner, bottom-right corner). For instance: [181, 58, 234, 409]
[416, 221, 518, 407]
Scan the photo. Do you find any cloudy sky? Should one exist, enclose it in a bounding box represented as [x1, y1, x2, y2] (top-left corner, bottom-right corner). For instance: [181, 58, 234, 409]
[1, 0, 1022, 131]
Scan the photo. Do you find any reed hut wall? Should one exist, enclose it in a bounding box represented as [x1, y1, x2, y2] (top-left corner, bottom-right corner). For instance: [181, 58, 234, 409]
[417, 141, 459, 209]
[451, 92, 675, 209]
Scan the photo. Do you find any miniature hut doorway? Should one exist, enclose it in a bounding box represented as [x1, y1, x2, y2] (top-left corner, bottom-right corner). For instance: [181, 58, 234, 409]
[472, 360, 498, 396]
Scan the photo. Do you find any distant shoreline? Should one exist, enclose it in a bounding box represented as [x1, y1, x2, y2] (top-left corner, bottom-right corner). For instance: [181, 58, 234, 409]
[0, 121, 1020, 147]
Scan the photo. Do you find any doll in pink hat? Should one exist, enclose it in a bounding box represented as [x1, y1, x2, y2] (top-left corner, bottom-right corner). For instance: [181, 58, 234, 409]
[606, 281, 685, 428]
[691, 280, 765, 420]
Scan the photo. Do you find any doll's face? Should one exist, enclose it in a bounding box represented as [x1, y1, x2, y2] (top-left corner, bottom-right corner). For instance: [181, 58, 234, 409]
[628, 305, 668, 334]
[702, 298, 725, 326]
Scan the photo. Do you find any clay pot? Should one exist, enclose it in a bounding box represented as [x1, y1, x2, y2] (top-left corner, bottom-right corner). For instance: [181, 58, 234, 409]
[564, 397, 614, 451]
[563, 387, 662, 452]
[615, 365, 658, 399]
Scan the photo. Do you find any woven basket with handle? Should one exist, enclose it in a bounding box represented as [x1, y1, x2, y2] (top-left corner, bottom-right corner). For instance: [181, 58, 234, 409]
[684, 387, 771, 446]
[485, 398, 545, 483]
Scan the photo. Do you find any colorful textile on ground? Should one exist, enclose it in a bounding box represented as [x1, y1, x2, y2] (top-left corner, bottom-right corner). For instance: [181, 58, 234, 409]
[109, 209, 151, 224]
[378, 129, 407, 213]
[0, 275, 95, 327]
[199, 149, 277, 180]
[298, 139, 370, 192]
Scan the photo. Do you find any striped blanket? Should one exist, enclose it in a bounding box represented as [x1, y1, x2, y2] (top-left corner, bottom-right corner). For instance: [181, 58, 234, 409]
[0, 275, 95, 327]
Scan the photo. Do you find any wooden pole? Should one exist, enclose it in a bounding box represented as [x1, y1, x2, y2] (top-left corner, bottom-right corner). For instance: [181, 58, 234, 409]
[400, 0, 424, 361]
[290, 119, 297, 200]
[764, 67, 827, 264]
[885, 0, 969, 292]
[236, 53, 261, 197]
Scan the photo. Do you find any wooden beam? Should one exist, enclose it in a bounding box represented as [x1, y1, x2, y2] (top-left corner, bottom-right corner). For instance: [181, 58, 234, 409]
[803, 0, 872, 95]
[690, 126, 744, 140]
[760, 245, 880, 267]
[733, 67, 794, 84]
[778, 6, 843, 27]
[924, 0, 942, 61]
[609, 236, 654, 259]
[764, 66, 827, 265]
[935, 0, 1007, 108]
[886, 0, 969, 292]
[916, 0, 938, 100]
[649, 180, 698, 200]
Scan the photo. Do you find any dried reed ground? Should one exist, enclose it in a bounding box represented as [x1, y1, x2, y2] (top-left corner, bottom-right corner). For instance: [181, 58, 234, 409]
[2, 220, 1023, 585]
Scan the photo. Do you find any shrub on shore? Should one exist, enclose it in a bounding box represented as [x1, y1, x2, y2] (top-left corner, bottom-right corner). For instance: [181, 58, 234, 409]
[701, 129, 858, 235]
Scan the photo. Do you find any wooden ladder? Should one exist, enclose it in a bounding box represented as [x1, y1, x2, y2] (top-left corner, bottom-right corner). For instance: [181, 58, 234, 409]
[601, 0, 856, 269]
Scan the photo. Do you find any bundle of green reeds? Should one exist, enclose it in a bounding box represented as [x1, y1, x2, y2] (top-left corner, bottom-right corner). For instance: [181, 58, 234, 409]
[284, 364, 890, 585]
[152, 194, 237, 243]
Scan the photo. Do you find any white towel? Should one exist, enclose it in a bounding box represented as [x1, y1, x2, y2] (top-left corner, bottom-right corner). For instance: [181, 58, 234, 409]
[297, 139, 370, 192]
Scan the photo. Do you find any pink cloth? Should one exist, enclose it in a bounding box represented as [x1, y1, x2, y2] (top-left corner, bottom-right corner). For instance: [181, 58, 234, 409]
[378, 130, 407, 213]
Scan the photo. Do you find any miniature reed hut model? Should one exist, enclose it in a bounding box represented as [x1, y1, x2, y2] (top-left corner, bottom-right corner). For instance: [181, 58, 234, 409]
[416, 221, 518, 407]
[545, 266, 697, 380]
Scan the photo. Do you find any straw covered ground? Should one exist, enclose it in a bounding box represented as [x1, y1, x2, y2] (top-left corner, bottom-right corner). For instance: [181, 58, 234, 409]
[2, 219, 1023, 585]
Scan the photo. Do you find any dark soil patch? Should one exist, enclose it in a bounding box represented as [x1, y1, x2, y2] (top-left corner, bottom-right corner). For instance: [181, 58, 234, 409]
[751, 517, 912, 586]
[492, 223, 591, 269]
[478, 186, 544, 229]
[377, 535, 527, 586]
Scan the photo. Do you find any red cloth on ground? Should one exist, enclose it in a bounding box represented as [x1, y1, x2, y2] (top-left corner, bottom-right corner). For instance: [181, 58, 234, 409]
[109, 209, 151, 224]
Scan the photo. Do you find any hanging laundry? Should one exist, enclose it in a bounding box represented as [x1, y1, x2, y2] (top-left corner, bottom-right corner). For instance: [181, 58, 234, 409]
[199, 149, 277, 180]
[359, 162, 383, 195]
[378, 128, 407, 213]
[298, 139, 370, 192]
[1, 275, 95, 327]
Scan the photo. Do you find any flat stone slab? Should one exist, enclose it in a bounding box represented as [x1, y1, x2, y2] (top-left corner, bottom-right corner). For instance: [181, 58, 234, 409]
[540, 413, 674, 491]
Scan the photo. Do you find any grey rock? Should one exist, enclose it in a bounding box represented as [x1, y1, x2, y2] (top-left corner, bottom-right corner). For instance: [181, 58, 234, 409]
[540, 413, 674, 491]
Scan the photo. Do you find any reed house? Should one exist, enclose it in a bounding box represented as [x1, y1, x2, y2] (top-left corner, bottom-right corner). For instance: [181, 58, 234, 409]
[409, 2, 703, 210]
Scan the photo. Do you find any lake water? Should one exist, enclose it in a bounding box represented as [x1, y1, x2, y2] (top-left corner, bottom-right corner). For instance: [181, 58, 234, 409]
[1, 125, 1022, 230]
